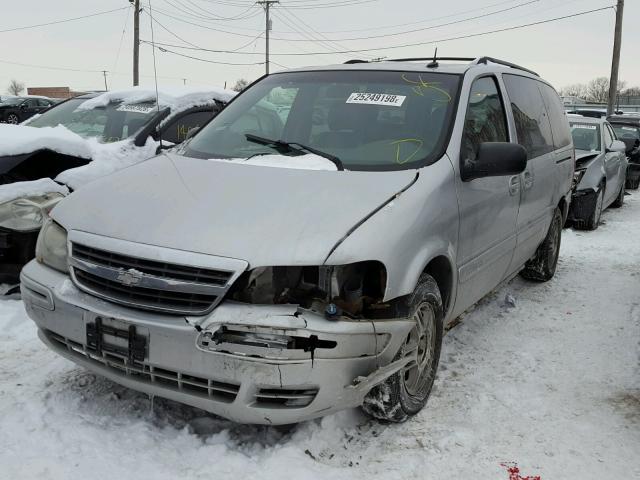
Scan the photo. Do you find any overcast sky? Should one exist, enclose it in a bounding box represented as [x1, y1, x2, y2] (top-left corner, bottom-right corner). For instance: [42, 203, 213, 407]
[1, 0, 637, 93]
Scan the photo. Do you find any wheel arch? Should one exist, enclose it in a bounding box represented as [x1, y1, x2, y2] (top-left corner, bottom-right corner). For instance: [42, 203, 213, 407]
[422, 255, 454, 318]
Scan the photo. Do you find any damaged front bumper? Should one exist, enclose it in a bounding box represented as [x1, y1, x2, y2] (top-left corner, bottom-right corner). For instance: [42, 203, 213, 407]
[567, 188, 597, 224]
[21, 260, 414, 425]
[0, 227, 38, 284]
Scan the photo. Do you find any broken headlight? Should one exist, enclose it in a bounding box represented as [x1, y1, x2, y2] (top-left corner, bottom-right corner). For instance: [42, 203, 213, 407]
[0, 193, 64, 232]
[35, 218, 68, 273]
[572, 168, 587, 190]
[229, 262, 387, 316]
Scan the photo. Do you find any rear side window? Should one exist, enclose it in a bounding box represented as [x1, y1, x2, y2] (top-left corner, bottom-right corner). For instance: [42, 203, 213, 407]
[539, 84, 571, 149]
[161, 110, 215, 144]
[461, 76, 508, 163]
[503, 74, 554, 159]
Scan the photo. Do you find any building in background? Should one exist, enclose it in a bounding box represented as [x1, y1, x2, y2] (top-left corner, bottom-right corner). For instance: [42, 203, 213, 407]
[26, 87, 92, 99]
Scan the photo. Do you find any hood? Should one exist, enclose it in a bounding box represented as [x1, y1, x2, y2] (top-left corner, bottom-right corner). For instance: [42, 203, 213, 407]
[52, 153, 417, 266]
[575, 150, 600, 168]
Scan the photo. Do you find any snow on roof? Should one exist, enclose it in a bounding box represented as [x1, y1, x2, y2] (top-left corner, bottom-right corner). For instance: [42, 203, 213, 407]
[0, 178, 68, 205]
[78, 85, 236, 111]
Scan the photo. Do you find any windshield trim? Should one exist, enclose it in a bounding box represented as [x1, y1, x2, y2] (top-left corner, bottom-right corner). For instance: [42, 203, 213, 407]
[182, 69, 463, 172]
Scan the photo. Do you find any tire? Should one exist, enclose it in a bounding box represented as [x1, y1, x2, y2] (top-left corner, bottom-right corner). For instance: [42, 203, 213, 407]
[520, 207, 562, 282]
[626, 178, 639, 190]
[574, 185, 604, 231]
[6, 113, 19, 125]
[362, 274, 443, 422]
[611, 181, 625, 208]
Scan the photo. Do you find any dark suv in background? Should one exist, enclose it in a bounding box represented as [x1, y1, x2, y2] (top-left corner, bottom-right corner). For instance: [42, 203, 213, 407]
[0, 97, 56, 124]
[607, 114, 640, 189]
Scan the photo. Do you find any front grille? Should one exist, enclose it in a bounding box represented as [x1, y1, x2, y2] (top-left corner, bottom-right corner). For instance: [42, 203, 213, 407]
[70, 243, 236, 315]
[46, 330, 240, 403]
[73, 244, 232, 286]
[254, 387, 318, 409]
[75, 269, 218, 314]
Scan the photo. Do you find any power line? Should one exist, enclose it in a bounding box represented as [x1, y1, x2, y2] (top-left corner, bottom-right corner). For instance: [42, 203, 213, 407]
[276, 0, 540, 42]
[0, 7, 129, 33]
[145, 42, 265, 65]
[141, 5, 614, 56]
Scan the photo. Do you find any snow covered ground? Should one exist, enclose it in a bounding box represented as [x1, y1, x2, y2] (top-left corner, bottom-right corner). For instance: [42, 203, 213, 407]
[1, 194, 638, 480]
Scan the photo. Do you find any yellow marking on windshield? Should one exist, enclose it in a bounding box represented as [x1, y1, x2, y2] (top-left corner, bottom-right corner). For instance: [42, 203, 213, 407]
[401, 74, 452, 102]
[390, 138, 424, 164]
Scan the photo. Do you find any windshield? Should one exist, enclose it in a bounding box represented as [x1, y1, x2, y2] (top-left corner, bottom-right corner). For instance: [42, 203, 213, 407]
[610, 124, 640, 142]
[1, 97, 24, 106]
[183, 70, 461, 171]
[570, 122, 601, 152]
[28, 97, 163, 142]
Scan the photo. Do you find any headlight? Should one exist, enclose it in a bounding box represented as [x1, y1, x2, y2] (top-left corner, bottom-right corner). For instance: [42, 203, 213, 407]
[0, 193, 64, 232]
[573, 169, 586, 189]
[35, 218, 68, 272]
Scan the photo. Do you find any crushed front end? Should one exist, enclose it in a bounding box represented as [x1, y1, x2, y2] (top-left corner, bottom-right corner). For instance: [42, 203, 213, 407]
[21, 229, 414, 424]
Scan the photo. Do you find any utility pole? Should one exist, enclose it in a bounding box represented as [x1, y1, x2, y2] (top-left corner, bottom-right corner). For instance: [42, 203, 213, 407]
[607, 0, 624, 116]
[257, 1, 278, 75]
[131, 0, 140, 86]
[102, 70, 109, 91]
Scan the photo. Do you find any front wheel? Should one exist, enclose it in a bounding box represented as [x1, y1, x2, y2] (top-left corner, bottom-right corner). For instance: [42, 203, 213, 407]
[520, 207, 562, 282]
[6, 113, 19, 124]
[362, 274, 443, 422]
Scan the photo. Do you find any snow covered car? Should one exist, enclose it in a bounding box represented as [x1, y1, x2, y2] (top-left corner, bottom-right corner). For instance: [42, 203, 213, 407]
[0, 96, 56, 124]
[607, 115, 640, 189]
[0, 86, 235, 284]
[567, 116, 628, 230]
[21, 57, 573, 425]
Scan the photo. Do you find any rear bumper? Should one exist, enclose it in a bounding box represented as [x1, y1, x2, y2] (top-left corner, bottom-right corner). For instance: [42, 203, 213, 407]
[21, 260, 413, 425]
[627, 162, 640, 181]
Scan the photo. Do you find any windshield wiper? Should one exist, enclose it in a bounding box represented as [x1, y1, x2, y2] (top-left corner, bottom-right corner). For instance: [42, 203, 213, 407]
[245, 133, 344, 171]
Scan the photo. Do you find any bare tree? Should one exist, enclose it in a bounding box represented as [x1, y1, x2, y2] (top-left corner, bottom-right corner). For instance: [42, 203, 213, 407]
[7, 79, 25, 96]
[584, 77, 627, 103]
[559, 83, 587, 98]
[232, 79, 249, 92]
[621, 86, 640, 96]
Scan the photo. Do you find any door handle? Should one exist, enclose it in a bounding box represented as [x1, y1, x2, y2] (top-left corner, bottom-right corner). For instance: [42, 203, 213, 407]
[508, 175, 520, 195]
[523, 171, 534, 190]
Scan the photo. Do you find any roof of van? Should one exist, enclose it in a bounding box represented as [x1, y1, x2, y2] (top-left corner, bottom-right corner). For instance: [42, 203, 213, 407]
[278, 57, 542, 79]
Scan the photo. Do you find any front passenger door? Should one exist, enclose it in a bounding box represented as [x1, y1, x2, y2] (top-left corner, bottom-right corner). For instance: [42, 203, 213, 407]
[602, 123, 621, 204]
[453, 76, 520, 316]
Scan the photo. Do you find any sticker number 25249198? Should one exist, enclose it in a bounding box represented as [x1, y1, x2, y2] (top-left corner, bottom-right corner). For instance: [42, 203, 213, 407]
[346, 92, 406, 107]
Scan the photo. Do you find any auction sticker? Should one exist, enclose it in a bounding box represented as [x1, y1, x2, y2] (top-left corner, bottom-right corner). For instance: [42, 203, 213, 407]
[116, 104, 157, 114]
[346, 92, 406, 107]
[571, 124, 597, 129]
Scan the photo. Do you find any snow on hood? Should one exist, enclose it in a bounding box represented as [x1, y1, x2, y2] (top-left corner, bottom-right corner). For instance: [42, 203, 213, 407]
[55, 136, 159, 190]
[0, 124, 92, 159]
[0, 123, 160, 191]
[78, 86, 236, 112]
[0, 178, 68, 205]
[209, 153, 338, 171]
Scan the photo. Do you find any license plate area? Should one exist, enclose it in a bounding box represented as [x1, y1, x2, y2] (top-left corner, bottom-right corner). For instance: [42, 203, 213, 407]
[86, 317, 147, 364]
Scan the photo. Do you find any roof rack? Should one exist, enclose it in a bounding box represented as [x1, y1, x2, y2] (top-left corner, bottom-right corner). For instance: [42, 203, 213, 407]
[473, 56, 539, 77]
[342, 56, 539, 77]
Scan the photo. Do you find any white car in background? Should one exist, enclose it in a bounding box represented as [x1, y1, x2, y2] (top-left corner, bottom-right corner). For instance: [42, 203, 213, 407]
[0, 86, 236, 287]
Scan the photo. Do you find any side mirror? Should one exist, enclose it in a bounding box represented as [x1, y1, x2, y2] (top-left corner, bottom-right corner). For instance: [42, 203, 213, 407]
[461, 142, 527, 182]
[185, 126, 200, 140]
[607, 140, 627, 153]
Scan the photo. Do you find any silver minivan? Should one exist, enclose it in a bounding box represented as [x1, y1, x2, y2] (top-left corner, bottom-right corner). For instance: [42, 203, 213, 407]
[21, 57, 573, 424]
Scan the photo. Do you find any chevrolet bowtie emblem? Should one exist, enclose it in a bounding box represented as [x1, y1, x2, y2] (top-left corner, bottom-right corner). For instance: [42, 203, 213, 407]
[116, 270, 143, 286]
